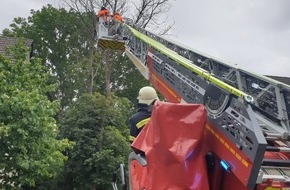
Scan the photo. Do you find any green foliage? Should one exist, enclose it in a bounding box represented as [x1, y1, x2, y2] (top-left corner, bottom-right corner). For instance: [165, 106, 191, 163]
[0, 41, 72, 189]
[3, 4, 150, 108]
[1, 4, 159, 189]
[94, 50, 149, 103]
[111, 55, 150, 102]
[2, 17, 30, 37]
[3, 5, 95, 109]
[60, 93, 131, 189]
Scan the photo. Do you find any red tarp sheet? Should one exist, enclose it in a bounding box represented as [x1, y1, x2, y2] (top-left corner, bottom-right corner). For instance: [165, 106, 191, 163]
[131, 101, 209, 190]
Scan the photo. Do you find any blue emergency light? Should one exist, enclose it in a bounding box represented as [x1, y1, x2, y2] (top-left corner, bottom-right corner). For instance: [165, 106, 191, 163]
[220, 160, 230, 171]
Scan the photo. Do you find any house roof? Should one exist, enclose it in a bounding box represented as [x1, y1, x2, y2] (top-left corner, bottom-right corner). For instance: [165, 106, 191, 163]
[0, 36, 33, 56]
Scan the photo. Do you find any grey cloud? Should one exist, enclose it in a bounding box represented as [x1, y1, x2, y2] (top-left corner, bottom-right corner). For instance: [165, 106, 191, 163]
[168, 0, 290, 77]
[1, 0, 289, 77]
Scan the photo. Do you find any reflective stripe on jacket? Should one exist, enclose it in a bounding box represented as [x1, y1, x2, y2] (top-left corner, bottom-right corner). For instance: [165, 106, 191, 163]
[129, 105, 152, 143]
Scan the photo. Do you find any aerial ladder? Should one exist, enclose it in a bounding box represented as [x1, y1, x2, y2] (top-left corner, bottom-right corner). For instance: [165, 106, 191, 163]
[96, 17, 290, 190]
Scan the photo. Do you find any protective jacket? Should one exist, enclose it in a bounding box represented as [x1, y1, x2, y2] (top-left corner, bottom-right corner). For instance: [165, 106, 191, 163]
[97, 9, 110, 23]
[129, 104, 152, 143]
[113, 12, 123, 22]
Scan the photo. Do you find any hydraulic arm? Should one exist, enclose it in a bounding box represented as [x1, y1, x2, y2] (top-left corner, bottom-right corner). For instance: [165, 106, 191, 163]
[97, 19, 290, 190]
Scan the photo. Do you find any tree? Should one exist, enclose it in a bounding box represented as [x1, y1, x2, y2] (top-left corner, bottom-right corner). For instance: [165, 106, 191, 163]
[130, 0, 174, 34]
[2, 0, 173, 102]
[0, 40, 72, 189]
[0, 2, 173, 189]
[60, 93, 131, 189]
[105, 51, 150, 102]
[2, 5, 96, 110]
[62, 0, 174, 97]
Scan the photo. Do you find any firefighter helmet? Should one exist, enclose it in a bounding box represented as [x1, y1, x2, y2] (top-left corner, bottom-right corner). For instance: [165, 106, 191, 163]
[137, 86, 159, 105]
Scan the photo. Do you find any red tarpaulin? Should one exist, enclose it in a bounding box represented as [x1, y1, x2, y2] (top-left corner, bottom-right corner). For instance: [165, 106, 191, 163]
[131, 101, 209, 190]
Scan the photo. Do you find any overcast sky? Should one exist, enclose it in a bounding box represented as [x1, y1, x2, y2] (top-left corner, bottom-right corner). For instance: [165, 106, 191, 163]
[168, 0, 290, 77]
[1, 0, 289, 77]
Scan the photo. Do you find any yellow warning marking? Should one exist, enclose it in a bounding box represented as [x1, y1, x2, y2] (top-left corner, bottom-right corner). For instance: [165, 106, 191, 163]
[224, 142, 229, 149]
[215, 133, 220, 140]
[230, 147, 235, 155]
[98, 39, 125, 51]
[241, 159, 249, 167]
[206, 124, 249, 168]
[219, 138, 224, 144]
[126, 25, 254, 101]
[235, 153, 242, 161]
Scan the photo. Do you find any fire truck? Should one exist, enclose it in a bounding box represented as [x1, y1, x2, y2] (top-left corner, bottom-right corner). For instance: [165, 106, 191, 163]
[96, 16, 290, 190]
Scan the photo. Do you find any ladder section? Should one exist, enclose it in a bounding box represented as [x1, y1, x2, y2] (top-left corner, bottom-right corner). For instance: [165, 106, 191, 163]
[123, 24, 269, 188]
[123, 22, 290, 189]
[124, 24, 290, 140]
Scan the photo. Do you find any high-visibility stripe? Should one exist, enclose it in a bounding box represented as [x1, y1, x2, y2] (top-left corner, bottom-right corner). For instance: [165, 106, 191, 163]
[98, 39, 125, 51]
[129, 135, 135, 142]
[206, 124, 249, 168]
[125, 24, 254, 103]
[136, 118, 150, 129]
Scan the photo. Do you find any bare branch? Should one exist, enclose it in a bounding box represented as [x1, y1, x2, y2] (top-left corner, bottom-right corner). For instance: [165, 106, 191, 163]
[129, 0, 174, 35]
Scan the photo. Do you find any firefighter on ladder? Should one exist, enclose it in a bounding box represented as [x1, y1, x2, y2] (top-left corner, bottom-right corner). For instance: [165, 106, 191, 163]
[129, 86, 159, 143]
[97, 6, 110, 25]
[111, 11, 124, 38]
[112, 12, 123, 22]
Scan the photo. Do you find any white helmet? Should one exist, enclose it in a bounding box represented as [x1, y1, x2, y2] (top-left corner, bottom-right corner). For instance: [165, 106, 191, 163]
[137, 86, 159, 105]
